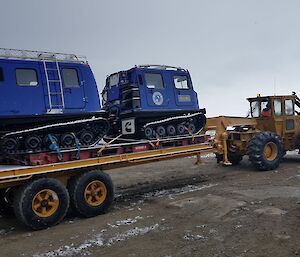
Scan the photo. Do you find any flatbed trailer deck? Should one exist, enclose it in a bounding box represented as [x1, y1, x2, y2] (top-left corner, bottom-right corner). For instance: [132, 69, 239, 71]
[0, 134, 215, 230]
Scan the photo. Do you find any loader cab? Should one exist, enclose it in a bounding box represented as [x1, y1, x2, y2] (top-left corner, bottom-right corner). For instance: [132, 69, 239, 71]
[248, 95, 300, 142]
[248, 95, 297, 119]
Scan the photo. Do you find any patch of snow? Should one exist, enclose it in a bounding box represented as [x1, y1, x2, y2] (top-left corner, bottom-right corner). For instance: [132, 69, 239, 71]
[107, 216, 144, 228]
[33, 224, 159, 257]
[106, 224, 159, 246]
[143, 183, 218, 200]
[183, 233, 207, 241]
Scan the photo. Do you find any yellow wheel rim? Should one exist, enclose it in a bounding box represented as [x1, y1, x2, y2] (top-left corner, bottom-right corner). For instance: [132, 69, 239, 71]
[263, 142, 278, 161]
[32, 189, 59, 218]
[84, 180, 107, 206]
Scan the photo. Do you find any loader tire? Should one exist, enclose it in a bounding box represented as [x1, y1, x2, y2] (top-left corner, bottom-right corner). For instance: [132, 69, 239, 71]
[247, 132, 283, 171]
[68, 170, 114, 218]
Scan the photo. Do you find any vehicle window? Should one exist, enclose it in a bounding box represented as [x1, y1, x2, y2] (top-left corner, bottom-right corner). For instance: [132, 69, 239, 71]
[261, 100, 271, 117]
[16, 69, 38, 86]
[102, 90, 107, 105]
[274, 99, 282, 116]
[251, 101, 259, 117]
[0, 68, 4, 82]
[62, 68, 80, 88]
[109, 73, 119, 87]
[173, 75, 189, 89]
[145, 73, 164, 89]
[285, 99, 294, 115]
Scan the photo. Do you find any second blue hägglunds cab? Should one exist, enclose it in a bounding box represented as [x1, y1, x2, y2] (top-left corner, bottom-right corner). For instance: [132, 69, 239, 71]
[102, 65, 206, 139]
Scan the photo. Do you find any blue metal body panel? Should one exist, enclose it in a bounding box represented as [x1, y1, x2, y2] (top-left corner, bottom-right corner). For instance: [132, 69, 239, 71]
[0, 58, 101, 118]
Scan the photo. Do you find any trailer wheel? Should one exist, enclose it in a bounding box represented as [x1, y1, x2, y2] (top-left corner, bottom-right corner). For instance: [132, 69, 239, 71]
[13, 178, 69, 230]
[68, 170, 114, 218]
[247, 132, 283, 171]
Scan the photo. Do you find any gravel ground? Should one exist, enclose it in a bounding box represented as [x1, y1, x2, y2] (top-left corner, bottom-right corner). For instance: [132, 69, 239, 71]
[1, 152, 300, 257]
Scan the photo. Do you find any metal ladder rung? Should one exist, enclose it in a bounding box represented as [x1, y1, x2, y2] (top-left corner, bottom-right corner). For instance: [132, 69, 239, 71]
[49, 92, 63, 95]
[42, 59, 65, 110]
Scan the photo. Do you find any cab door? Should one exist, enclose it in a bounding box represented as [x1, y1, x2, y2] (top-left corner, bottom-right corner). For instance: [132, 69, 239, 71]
[172, 71, 196, 108]
[141, 70, 168, 108]
[283, 99, 295, 133]
[60, 65, 86, 110]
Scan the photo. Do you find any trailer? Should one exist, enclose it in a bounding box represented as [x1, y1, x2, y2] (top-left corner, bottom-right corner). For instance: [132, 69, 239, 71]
[0, 134, 214, 230]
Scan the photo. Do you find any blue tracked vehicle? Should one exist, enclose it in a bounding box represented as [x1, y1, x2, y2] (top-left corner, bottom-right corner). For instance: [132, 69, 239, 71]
[0, 48, 109, 154]
[102, 65, 206, 139]
[0, 48, 206, 155]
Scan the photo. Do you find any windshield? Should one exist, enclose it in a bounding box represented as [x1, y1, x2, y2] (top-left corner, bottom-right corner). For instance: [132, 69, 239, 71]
[251, 101, 259, 117]
[109, 73, 119, 87]
[250, 99, 271, 118]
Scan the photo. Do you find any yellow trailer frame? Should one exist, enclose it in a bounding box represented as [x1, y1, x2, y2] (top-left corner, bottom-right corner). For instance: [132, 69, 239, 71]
[0, 142, 214, 188]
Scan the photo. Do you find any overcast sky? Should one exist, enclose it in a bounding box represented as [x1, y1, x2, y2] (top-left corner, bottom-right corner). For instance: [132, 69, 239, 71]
[1, 0, 300, 116]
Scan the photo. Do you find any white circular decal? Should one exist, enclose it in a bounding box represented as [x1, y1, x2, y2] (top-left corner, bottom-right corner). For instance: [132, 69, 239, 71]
[152, 92, 164, 105]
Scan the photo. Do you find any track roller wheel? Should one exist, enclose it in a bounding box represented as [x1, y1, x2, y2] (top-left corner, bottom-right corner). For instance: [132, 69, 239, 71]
[1, 137, 19, 153]
[177, 124, 185, 135]
[247, 132, 283, 171]
[61, 133, 76, 148]
[167, 125, 176, 136]
[80, 130, 94, 146]
[145, 127, 154, 139]
[25, 135, 42, 151]
[188, 123, 196, 134]
[156, 126, 166, 138]
[68, 170, 114, 218]
[13, 178, 69, 230]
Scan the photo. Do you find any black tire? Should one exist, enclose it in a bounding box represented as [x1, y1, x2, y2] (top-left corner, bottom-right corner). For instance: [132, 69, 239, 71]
[25, 135, 42, 151]
[167, 125, 176, 136]
[79, 130, 94, 146]
[68, 170, 114, 218]
[0, 189, 14, 218]
[156, 126, 166, 138]
[177, 124, 185, 135]
[13, 178, 69, 230]
[145, 127, 154, 139]
[61, 133, 76, 148]
[215, 153, 242, 165]
[228, 153, 243, 165]
[1, 137, 19, 153]
[247, 132, 283, 171]
[188, 123, 196, 134]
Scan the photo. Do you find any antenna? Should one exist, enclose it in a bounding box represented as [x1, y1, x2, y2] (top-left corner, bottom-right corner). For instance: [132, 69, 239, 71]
[273, 76, 276, 96]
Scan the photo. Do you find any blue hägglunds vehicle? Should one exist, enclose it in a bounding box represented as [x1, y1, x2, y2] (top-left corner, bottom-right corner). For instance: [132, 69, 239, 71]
[0, 48, 109, 154]
[102, 65, 206, 139]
